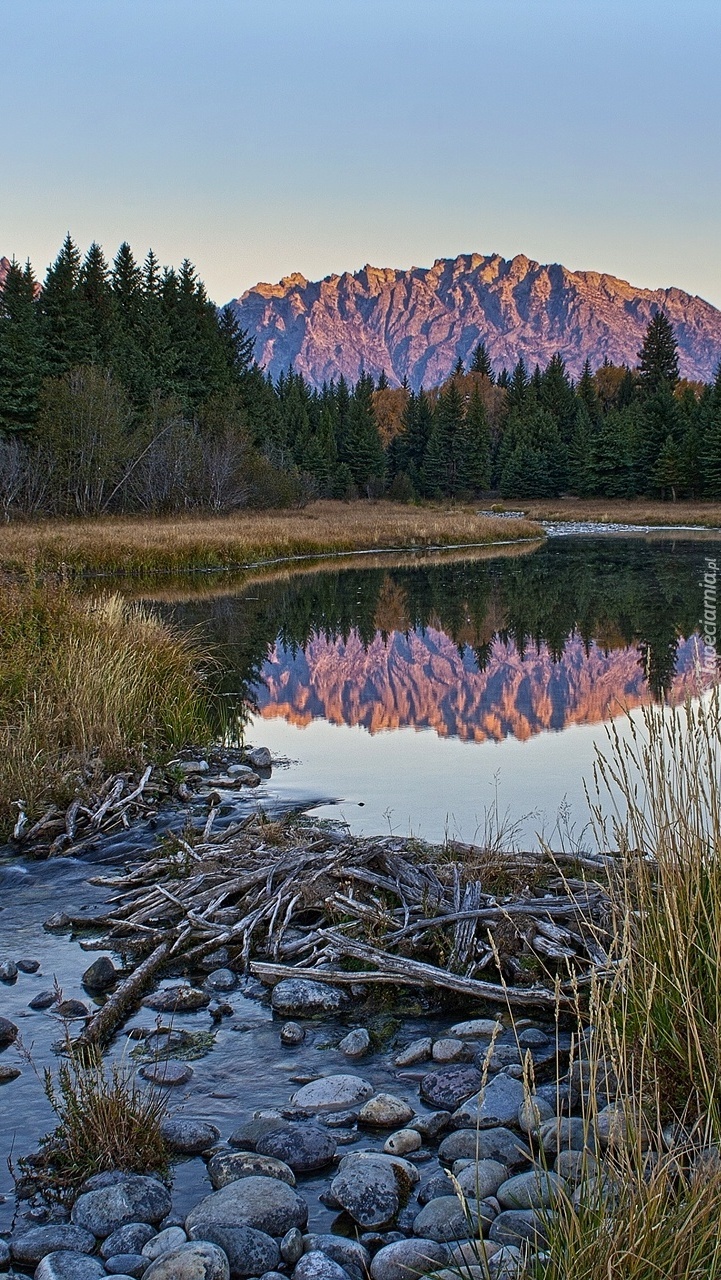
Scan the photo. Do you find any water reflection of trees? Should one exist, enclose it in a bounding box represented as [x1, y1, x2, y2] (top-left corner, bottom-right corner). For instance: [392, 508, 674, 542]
[161, 539, 708, 724]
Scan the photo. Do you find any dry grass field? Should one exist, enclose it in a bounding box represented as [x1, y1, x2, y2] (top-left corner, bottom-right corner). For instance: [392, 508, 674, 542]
[503, 497, 721, 526]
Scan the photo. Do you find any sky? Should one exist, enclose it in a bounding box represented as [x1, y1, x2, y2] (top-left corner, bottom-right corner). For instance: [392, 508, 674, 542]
[2, 0, 720, 307]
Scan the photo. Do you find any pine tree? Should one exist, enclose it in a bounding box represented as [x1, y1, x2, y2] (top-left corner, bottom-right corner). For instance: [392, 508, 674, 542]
[456, 384, 491, 492]
[78, 241, 114, 365]
[506, 359, 529, 409]
[343, 373, 385, 492]
[470, 342, 494, 381]
[0, 259, 43, 433]
[39, 234, 87, 374]
[638, 311, 680, 394]
[703, 367, 721, 499]
[577, 358, 602, 426]
[638, 380, 683, 493]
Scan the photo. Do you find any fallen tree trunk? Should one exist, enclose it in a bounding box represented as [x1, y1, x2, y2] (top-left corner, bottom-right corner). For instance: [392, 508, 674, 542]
[75, 940, 171, 1049]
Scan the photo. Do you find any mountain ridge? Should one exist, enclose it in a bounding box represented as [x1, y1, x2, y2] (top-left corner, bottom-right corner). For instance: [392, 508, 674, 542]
[229, 251, 721, 389]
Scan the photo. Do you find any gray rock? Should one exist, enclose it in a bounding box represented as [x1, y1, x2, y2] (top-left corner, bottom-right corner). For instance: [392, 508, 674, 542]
[330, 1156, 400, 1228]
[359, 1095, 414, 1128]
[29, 990, 57, 1010]
[291, 1074, 373, 1113]
[204, 969, 237, 992]
[431, 1039, 466, 1064]
[185, 1176, 308, 1238]
[34, 1255, 106, 1280]
[383, 1129, 422, 1156]
[409, 1112, 450, 1141]
[187, 1224, 278, 1278]
[82, 957, 117, 993]
[161, 1118, 220, 1155]
[257, 1125, 336, 1172]
[139, 1061, 193, 1087]
[0, 1062, 20, 1083]
[302, 1236, 369, 1274]
[11, 1224, 96, 1264]
[487, 1244, 524, 1278]
[359, 1233, 405, 1251]
[452, 1074, 526, 1129]
[496, 1170, 565, 1210]
[271, 979, 349, 1017]
[417, 1171, 454, 1205]
[142, 1227, 187, 1259]
[56, 1000, 90, 1019]
[454, 1159, 509, 1199]
[538, 1116, 594, 1157]
[420, 1066, 482, 1112]
[71, 1175, 172, 1237]
[517, 1095, 554, 1135]
[143, 1241, 230, 1280]
[517, 1028, 549, 1048]
[411, 1196, 480, 1243]
[104, 1255, 148, 1277]
[482, 1044, 522, 1073]
[293, 1253, 350, 1280]
[228, 1113, 290, 1149]
[17, 956, 40, 972]
[0, 960, 18, 983]
[44, 911, 72, 931]
[0, 1240, 8, 1268]
[370, 1238, 449, 1280]
[337, 1149, 420, 1185]
[489, 1210, 549, 1248]
[101, 1226, 157, 1259]
[449, 1020, 503, 1039]
[143, 986, 210, 1014]
[207, 1150, 296, 1189]
[338, 1028, 370, 1058]
[439, 1128, 530, 1170]
[246, 747, 272, 770]
[393, 1039, 432, 1067]
[280, 1229, 304, 1266]
[280, 1022, 305, 1046]
[554, 1149, 598, 1184]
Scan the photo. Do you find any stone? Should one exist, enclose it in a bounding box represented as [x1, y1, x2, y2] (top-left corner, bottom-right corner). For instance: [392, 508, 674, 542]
[482, 1044, 522, 1073]
[220, 765, 261, 785]
[487, 1244, 524, 1278]
[11, 1224, 96, 1264]
[71, 1175, 172, 1237]
[271, 979, 349, 1017]
[34, 1256, 106, 1280]
[370, 1238, 449, 1280]
[44, 912, 72, 931]
[449, 1020, 503, 1039]
[454, 1160, 509, 1199]
[488, 1210, 549, 1249]
[338, 1028, 370, 1058]
[257, 1125, 336, 1172]
[143, 987, 210, 1014]
[554, 1149, 598, 1184]
[359, 1233, 405, 1251]
[0, 960, 18, 983]
[204, 969, 236, 992]
[417, 1171, 454, 1205]
[280, 1022, 305, 1046]
[228, 1113, 290, 1149]
[431, 1039, 466, 1064]
[142, 1227, 187, 1259]
[291, 1074, 373, 1113]
[384, 1129, 422, 1156]
[246, 747, 272, 770]
[496, 1170, 565, 1210]
[293, 1253, 350, 1280]
[440, 1128, 530, 1170]
[301, 1236, 370, 1275]
[393, 1038, 432, 1067]
[280, 1229, 304, 1266]
[420, 1066, 482, 1112]
[178, 760, 209, 775]
[186, 1225, 279, 1279]
[160, 1118, 220, 1155]
[452, 1074, 526, 1129]
[449, 1241, 501, 1268]
[104, 1255, 148, 1276]
[359, 1094, 414, 1128]
[517, 1095, 554, 1135]
[139, 1060, 193, 1087]
[101, 1226, 157, 1259]
[17, 957, 40, 973]
[185, 1176, 308, 1238]
[595, 1105, 629, 1149]
[330, 1156, 401, 1228]
[0, 1062, 20, 1083]
[56, 999, 90, 1019]
[538, 1116, 594, 1158]
[143, 1241, 230, 1280]
[207, 1150, 296, 1189]
[411, 1196, 481, 1243]
[82, 957, 117, 993]
[516, 1028, 549, 1048]
[29, 990, 57, 1010]
[409, 1111, 450, 1141]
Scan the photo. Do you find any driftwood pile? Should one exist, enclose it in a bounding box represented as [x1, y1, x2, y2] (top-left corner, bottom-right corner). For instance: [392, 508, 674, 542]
[75, 814, 613, 1045]
[11, 767, 161, 857]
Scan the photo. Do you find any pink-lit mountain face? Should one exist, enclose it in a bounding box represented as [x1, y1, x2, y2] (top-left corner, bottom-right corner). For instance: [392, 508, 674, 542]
[229, 252, 721, 389]
[254, 628, 706, 744]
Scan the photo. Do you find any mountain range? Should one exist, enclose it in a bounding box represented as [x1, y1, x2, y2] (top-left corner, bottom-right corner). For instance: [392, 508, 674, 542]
[229, 252, 721, 389]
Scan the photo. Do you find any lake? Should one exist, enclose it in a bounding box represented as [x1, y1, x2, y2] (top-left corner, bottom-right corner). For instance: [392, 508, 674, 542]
[155, 533, 720, 848]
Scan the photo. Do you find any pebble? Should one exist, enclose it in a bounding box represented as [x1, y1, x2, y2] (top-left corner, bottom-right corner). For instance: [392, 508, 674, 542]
[411, 1195, 481, 1243]
[554, 1149, 598, 1183]
[487, 1244, 524, 1278]
[271, 979, 350, 1017]
[104, 1255, 149, 1276]
[0, 960, 18, 983]
[204, 969, 237, 992]
[138, 1061, 193, 1087]
[0, 1063, 20, 1084]
[452, 1074, 526, 1129]
[538, 1116, 594, 1157]
[11, 1224, 96, 1264]
[330, 1155, 400, 1228]
[517, 1095, 555, 1134]
[160, 1119, 221, 1155]
[207, 1150, 297, 1189]
[496, 1169, 566, 1210]
[257, 1124, 337, 1172]
[280, 1228, 304, 1265]
[143, 987, 210, 1014]
[101, 1225, 157, 1259]
[370, 1238, 449, 1280]
[417, 1170, 453, 1204]
[293, 1252, 351, 1280]
[290, 1074, 373, 1113]
[454, 1159, 509, 1199]
[142, 1226, 188, 1259]
[409, 1111, 449, 1140]
[34, 1255, 107, 1280]
[431, 1038, 466, 1064]
[16, 957, 41, 973]
[301, 1236, 370, 1274]
[359, 1094, 414, 1128]
[449, 1020, 503, 1039]
[245, 747, 272, 770]
[29, 989, 57, 1010]
[439, 1128, 530, 1169]
[44, 912, 72, 931]
[393, 1039, 432, 1067]
[517, 1027, 549, 1047]
[419, 1066, 482, 1112]
[185, 1175, 308, 1238]
[71, 1175, 172, 1237]
[488, 1209, 549, 1248]
[81, 957, 118, 993]
[383, 1128, 422, 1156]
[186, 1224, 279, 1277]
[56, 1000, 89, 1019]
[338, 1028, 370, 1058]
[143, 1241, 230, 1280]
[228, 1113, 290, 1149]
[280, 1022, 306, 1046]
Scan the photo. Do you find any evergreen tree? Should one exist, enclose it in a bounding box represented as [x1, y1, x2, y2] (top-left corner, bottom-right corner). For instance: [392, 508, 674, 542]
[77, 241, 114, 365]
[638, 311, 680, 395]
[703, 367, 721, 499]
[456, 384, 491, 492]
[506, 359, 529, 409]
[470, 342, 494, 381]
[343, 373, 385, 492]
[0, 259, 43, 433]
[39, 233, 87, 374]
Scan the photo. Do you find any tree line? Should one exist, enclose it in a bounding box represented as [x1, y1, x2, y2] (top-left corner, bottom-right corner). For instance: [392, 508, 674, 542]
[1, 235, 720, 517]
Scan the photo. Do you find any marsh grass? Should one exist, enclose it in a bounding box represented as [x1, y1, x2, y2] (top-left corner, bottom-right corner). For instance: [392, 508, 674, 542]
[0, 585, 214, 834]
[0, 500, 541, 579]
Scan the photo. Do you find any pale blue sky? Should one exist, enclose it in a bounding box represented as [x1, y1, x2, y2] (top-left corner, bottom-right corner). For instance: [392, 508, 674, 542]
[2, 0, 720, 306]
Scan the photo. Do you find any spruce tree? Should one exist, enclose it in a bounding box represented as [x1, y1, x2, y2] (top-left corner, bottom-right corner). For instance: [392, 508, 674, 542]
[703, 367, 721, 499]
[638, 311, 680, 394]
[470, 342, 494, 381]
[456, 384, 491, 492]
[0, 259, 43, 433]
[343, 373, 385, 492]
[78, 242, 114, 365]
[39, 234, 87, 374]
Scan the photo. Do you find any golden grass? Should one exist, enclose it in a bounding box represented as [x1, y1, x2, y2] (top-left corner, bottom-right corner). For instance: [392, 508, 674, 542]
[500, 497, 721, 528]
[0, 585, 213, 835]
[0, 500, 542, 579]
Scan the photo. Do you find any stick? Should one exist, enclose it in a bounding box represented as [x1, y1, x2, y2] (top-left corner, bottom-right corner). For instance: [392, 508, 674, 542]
[75, 940, 171, 1048]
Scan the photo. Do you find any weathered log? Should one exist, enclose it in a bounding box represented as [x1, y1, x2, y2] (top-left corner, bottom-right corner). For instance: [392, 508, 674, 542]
[74, 940, 171, 1048]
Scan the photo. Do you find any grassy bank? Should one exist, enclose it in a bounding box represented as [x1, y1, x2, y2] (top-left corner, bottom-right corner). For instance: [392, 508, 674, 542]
[497, 496, 721, 527]
[0, 501, 542, 579]
[0, 586, 213, 837]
